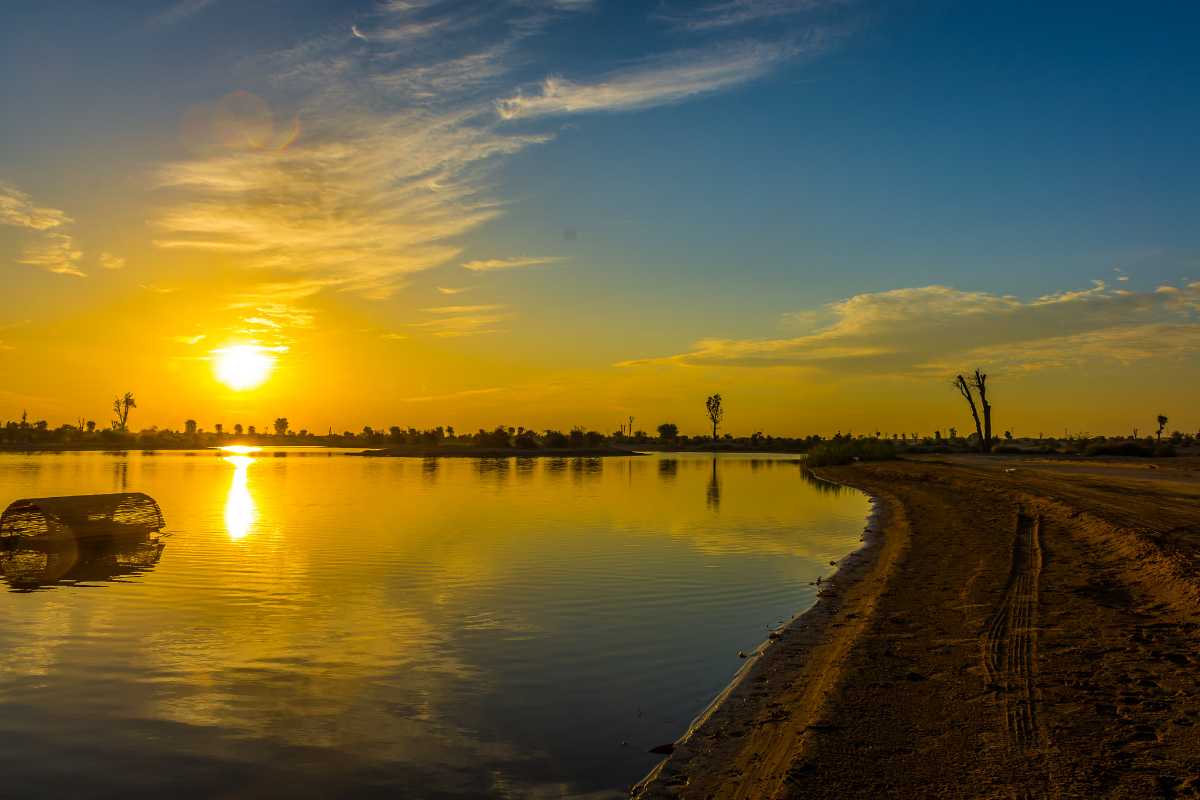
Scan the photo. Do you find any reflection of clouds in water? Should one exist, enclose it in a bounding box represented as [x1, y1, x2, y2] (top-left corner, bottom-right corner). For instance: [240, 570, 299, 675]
[0, 451, 868, 797]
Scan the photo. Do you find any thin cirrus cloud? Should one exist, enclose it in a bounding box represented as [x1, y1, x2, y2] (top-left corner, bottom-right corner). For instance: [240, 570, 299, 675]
[151, 0, 852, 329]
[495, 41, 804, 119]
[99, 252, 126, 270]
[462, 256, 563, 272]
[1, 182, 84, 277]
[659, 0, 855, 31]
[421, 304, 505, 314]
[148, 0, 220, 28]
[620, 282, 1200, 375]
[410, 303, 514, 337]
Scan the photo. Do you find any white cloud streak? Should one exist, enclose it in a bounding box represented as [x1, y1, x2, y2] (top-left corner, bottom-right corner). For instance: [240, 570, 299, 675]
[496, 41, 802, 119]
[660, 0, 855, 31]
[462, 256, 563, 271]
[151, 0, 851, 331]
[620, 282, 1200, 375]
[1, 182, 87, 276]
[99, 252, 126, 270]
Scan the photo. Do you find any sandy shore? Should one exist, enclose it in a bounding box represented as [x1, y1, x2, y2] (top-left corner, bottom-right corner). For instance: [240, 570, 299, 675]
[634, 456, 1200, 798]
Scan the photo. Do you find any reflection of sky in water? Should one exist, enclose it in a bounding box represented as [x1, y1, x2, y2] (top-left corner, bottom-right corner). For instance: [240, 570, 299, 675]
[0, 451, 869, 798]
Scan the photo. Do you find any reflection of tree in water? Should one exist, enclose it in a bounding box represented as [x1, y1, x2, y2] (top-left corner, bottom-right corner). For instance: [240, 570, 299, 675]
[571, 457, 603, 484]
[706, 457, 721, 511]
[113, 460, 129, 492]
[422, 457, 439, 483]
[0, 492, 166, 591]
[475, 457, 510, 481]
[657, 459, 678, 481]
[797, 463, 845, 496]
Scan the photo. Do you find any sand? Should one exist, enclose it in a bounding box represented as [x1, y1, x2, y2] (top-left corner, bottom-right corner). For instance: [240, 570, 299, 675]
[634, 456, 1200, 799]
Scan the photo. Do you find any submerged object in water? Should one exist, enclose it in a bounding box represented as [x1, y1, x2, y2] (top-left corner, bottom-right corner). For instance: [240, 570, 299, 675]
[0, 493, 166, 590]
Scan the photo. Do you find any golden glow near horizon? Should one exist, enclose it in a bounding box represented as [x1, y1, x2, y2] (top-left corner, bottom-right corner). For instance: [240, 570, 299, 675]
[213, 345, 276, 391]
[223, 454, 257, 541]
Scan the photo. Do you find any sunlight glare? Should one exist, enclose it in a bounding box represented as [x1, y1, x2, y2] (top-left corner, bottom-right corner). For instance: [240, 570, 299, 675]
[223, 454, 257, 541]
[219, 445, 261, 455]
[213, 345, 275, 391]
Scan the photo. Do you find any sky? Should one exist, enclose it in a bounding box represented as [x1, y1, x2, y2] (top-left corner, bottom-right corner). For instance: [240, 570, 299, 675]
[1, 0, 1198, 437]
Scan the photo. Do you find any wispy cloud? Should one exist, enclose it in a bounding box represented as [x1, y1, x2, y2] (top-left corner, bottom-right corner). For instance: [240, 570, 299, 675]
[436, 286, 472, 295]
[1, 182, 84, 276]
[409, 308, 514, 337]
[19, 233, 85, 277]
[396, 386, 505, 403]
[154, 17, 552, 302]
[462, 256, 563, 271]
[496, 41, 805, 119]
[659, 0, 854, 31]
[149, 0, 219, 28]
[620, 282, 1200, 374]
[0, 183, 72, 230]
[422, 304, 505, 314]
[99, 252, 126, 270]
[151, 0, 848, 332]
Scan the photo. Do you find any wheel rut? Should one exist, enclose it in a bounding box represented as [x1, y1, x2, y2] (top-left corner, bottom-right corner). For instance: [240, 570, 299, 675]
[982, 511, 1049, 794]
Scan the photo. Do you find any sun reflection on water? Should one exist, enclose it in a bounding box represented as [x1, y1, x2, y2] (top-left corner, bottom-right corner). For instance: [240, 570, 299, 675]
[223, 454, 257, 541]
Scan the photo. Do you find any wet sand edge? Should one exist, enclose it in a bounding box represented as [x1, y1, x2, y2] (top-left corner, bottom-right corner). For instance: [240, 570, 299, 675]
[632, 469, 908, 798]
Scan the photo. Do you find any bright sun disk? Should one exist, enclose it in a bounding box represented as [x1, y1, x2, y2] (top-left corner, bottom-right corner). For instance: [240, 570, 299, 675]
[214, 345, 275, 390]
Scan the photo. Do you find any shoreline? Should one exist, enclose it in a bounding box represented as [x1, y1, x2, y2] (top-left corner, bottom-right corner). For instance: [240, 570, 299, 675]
[632, 456, 1200, 798]
[633, 469, 905, 797]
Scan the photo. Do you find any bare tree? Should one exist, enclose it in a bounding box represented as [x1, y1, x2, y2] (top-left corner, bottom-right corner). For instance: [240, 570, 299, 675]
[954, 374, 985, 452]
[970, 368, 993, 453]
[705, 394, 724, 441]
[112, 392, 136, 432]
[1156, 414, 1168, 442]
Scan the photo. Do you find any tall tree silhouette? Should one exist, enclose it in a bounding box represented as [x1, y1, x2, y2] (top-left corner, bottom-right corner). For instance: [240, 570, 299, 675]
[954, 375, 985, 452]
[1156, 414, 1168, 442]
[970, 368, 993, 453]
[705, 394, 724, 442]
[112, 392, 136, 432]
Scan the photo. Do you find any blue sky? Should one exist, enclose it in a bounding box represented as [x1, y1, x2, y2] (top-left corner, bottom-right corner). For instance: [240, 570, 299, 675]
[1, 1, 1198, 433]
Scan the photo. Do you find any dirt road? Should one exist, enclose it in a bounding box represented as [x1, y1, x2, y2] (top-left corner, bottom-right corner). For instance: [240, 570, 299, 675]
[635, 457, 1200, 799]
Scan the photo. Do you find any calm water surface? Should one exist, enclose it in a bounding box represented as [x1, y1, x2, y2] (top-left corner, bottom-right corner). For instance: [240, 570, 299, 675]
[0, 450, 869, 798]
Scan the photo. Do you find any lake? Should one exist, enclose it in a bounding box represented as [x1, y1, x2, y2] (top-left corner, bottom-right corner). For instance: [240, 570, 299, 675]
[0, 449, 869, 798]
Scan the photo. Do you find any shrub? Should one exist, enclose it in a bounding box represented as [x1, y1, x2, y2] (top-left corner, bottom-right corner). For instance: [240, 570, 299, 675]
[806, 438, 896, 467]
[1083, 441, 1153, 458]
[543, 430, 569, 448]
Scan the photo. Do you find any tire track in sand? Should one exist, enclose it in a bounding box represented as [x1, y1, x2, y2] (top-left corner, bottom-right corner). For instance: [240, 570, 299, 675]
[981, 511, 1047, 782]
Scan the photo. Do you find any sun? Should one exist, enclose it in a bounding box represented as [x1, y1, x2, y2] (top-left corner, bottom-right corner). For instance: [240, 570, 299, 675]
[213, 344, 276, 391]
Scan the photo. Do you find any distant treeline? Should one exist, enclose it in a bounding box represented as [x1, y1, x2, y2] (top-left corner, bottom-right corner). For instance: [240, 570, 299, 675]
[2, 414, 1196, 459]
